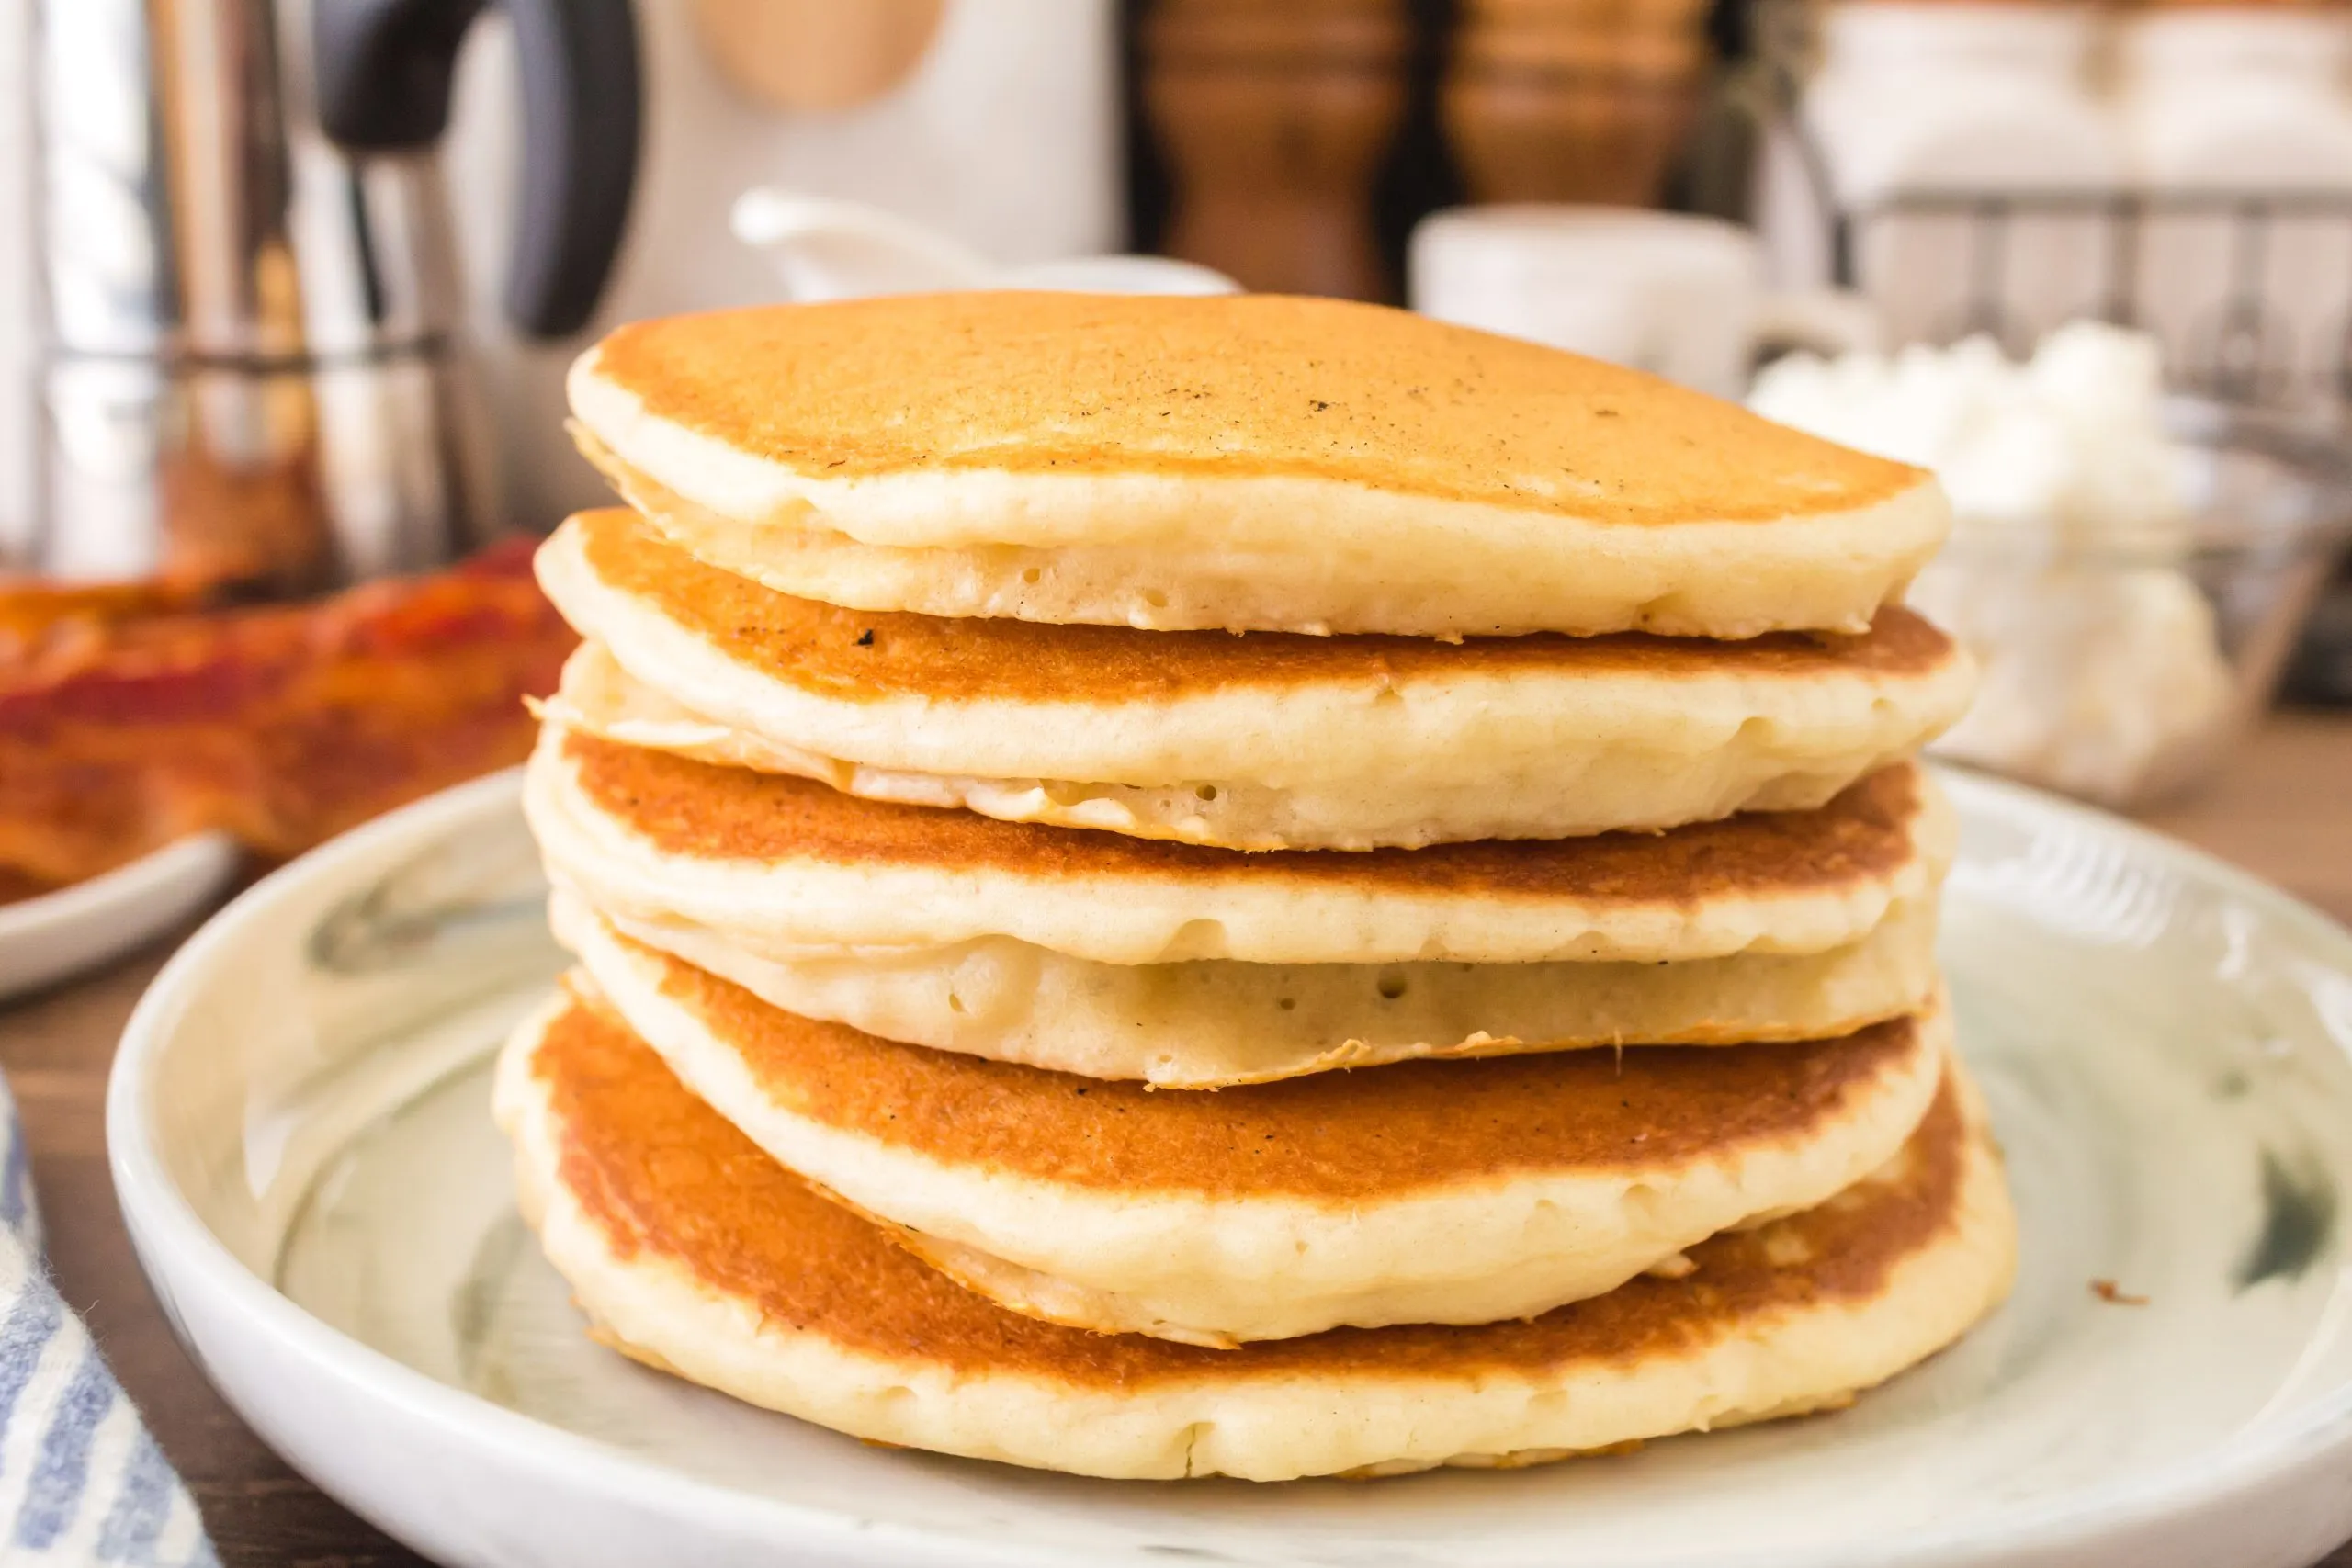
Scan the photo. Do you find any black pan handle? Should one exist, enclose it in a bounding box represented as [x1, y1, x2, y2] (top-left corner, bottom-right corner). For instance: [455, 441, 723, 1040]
[312, 0, 642, 338]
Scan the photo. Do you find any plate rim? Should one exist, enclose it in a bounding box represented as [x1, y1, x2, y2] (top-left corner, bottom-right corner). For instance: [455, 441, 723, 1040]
[0, 830, 237, 940]
[104, 762, 2352, 1568]
[0, 829, 240, 996]
[107, 772, 1041, 1568]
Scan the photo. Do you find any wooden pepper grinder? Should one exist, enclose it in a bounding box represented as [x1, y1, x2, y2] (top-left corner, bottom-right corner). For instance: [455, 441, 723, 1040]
[1444, 0, 1710, 207]
[1141, 0, 1409, 299]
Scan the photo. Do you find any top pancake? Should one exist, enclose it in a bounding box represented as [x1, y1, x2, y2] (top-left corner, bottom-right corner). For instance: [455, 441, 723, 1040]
[570, 293, 1949, 637]
[536, 509, 1975, 847]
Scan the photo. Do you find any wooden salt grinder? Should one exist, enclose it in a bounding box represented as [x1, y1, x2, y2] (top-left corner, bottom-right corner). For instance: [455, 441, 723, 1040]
[1140, 0, 1410, 299]
[1444, 0, 1708, 207]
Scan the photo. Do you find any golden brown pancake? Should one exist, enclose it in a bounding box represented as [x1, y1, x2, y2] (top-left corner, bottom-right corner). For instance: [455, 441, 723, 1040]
[526, 728, 1954, 964]
[573, 931, 1950, 1343]
[499, 989, 2018, 1479]
[561, 506, 1958, 703]
[614, 935, 1931, 1199]
[555, 729, 1926, 903]
[558, 885, 1942, 1085]
[532, 511, 1974, 847]
[566, 294, 1949, 637]
[583, 294, 1921, 520]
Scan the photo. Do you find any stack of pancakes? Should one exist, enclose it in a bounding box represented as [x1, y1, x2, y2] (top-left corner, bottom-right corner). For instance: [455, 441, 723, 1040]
[499, 292, 2017, 1483]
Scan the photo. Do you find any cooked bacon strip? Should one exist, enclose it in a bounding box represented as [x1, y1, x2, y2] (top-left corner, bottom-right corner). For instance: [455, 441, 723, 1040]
[0, 578, 215, 660]
[0, 539, 574, 896]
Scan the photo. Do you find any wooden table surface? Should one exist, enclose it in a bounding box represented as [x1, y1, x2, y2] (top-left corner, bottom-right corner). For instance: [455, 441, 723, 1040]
[5, 714, 2350, 1567]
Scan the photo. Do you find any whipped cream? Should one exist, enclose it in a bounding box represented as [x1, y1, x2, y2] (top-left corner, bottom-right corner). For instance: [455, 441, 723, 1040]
[1750, 324, 2235, 804]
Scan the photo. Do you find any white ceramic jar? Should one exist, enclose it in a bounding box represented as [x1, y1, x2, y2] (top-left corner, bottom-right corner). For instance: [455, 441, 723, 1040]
[1408, 206, 1881, 399]
[1796, 3, 2121, 349]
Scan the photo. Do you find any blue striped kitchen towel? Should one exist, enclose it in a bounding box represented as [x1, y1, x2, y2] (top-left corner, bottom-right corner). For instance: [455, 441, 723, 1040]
[0, 1073, 215, 1567]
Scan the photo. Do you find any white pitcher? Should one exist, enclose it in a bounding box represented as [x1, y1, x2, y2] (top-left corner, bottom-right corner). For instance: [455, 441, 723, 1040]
[731, 188, 1238, 302]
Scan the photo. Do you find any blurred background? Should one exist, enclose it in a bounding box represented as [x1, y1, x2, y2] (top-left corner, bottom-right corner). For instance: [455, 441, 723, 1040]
[1, 0, 2350, 930]
[3, 14, 2348, 1559]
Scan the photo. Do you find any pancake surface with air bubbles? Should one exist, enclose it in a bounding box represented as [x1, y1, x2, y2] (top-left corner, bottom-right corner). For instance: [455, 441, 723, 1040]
[565, 292, 1951, 640]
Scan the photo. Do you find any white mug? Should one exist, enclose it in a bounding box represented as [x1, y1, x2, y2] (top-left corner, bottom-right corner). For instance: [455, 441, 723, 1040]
[1408, 206, 1879, 399]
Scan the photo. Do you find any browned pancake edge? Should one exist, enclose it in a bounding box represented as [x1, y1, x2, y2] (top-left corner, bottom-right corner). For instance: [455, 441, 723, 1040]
[556, 728, 1929, 900]
[557, 509, 1958, 706]
[627, 937, 1928, 1199]
[530, 991, 1972, 1389]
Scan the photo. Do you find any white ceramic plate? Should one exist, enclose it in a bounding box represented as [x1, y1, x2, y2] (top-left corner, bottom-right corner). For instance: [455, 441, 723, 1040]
[0, 833, 239, 1001]
[109, 768, 2352, 1568]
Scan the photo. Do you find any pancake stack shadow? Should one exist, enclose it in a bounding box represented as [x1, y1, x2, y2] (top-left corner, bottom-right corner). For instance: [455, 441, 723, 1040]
[496, 291, 2018, 1483]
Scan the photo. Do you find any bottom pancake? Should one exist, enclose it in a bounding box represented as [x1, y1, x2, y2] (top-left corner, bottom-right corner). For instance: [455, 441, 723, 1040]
[496, 988, 2017, 1483]
[565, 917, 1951, 1345]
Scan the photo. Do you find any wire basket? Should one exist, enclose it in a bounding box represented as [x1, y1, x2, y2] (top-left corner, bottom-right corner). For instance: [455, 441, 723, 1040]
[1831, 190, 2352, 410]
